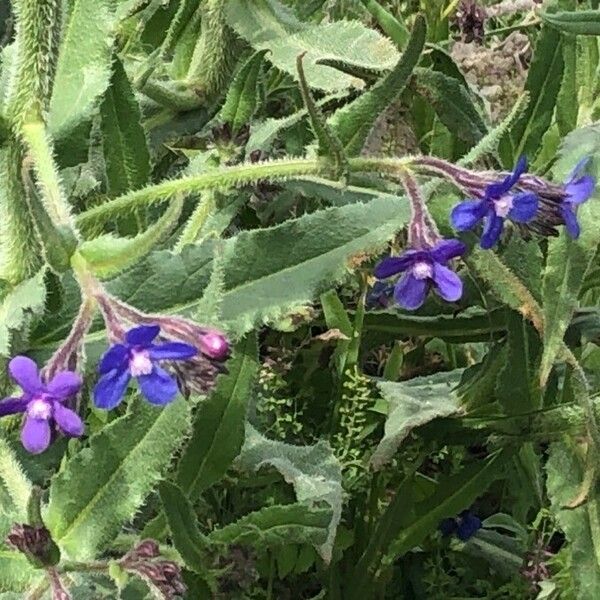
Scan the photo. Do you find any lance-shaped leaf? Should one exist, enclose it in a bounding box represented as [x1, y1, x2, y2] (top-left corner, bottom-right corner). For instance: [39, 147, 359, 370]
[0, 551, 39, 593]
[45, 397, 191, 560]
[371, 370, 464, 470]
[161, 0, 202, 56]
[48, 0, 117, 140]
[411, 67, 487, 146]
[221, 50, 268, 135]
[328, 15, 426, 155]
[78, 199, 184, 279]
[236, 424, 342, 563]
[500, 26, 563, 163]
[159, 481, 211, 576]
[540, 125, 600, 385]
[546, 441, 600, 597]
[542, 10, 600, 36]
[0, 271, 46, 357]
[175, 334, 259, 498]
[100, 56, 151, 195]
[209, 504, 329, 549]
[359, 0, 409, 49]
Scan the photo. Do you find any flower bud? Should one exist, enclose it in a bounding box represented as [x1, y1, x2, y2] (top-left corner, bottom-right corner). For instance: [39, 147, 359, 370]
[6, 523, 60, 568]
[199, 331, 230, 361]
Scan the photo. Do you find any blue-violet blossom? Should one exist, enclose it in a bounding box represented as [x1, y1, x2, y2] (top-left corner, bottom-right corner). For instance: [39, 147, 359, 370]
[451, 156, 538, 249]
[374, 239, 466, 311]
[560, 158, 595, 239]
[440, 510, 482, 542]
[0, 356, 83, 454]
[94, 325, 197, 410]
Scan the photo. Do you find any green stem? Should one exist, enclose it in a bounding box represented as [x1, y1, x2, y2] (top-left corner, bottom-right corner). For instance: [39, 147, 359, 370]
[75, 156, 413, 228]
[174, 192, 217, 252]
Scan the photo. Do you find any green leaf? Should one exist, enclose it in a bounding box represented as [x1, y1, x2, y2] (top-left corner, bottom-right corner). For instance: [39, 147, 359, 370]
[48, 0, 116, 140]
[0, 270, 46, 356]
[78, 199, 184, 279]
[0, 434, 32, 538]
[225, 0, 304, 45]
[500, 26, 564, 163]
[543, 10, 600, 36]
[161, 0, 202, 56]
[329, 15, 426, 154]
[100, 56, 151, 195]
[556, 35, 578, 137]
[209, 504, 329, 549]
[236, 424, 342, 563]
[546, 441, 600, 598]
[540, 125, 600, 384]
[159, 481, 210, 575]
[220, 50, 268, 134]
[412, 68, 487, 145]
[231, 16, 400, 91]
[45, 397, 191, 560]
[371, 370, 464, 470]
[0, 551, 40, 593]
[496, 312, 541, 415]
[359, 0, 410, 49]
[175, 334, 259, 498]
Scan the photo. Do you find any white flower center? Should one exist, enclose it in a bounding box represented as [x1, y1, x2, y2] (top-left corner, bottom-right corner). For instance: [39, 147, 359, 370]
[27, 398, 52, 420]
[493, 195, 513, 218]
[129, 350, 153, 377]
[412, 261, 433, 280]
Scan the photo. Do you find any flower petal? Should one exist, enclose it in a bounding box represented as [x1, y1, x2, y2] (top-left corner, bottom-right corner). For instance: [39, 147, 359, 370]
[566, 175, 595, 206]
[46, 371, 82, 400]
[430, 239, 467, 263]
[508, 192, 538, 223]
[125, 325, 160, 347]
[480, 213, 504, 249]
[373, 251, 420, 279]
[98, 344, 129, 374]
[93, 369, 131, 410]
[393, 273, 429, 311]
[53, 402, 84, 437]
[486, 155, 527, 198]
[561, 205, 581, 239]
[450, 200, 487, 231]
[456, 513, 482, 542]
[21, 417, 51, 454]
[137, 366, 179, 405]
[432, 263, 463, 302]
[8, 356, 41, 394]
[567, 156, 592, 183]
[0, 397, 28, 417]
[148, 342, 198, 362]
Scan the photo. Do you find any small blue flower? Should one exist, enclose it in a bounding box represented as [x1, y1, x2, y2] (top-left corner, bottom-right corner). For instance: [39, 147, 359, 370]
[451, 156, 538, 249]
[94, 325, 197, 410]
[374, 239, 466, 311]
[366, 281, 394, 309]
[440, 510, 482, 542]
[560, 158, 595, 239]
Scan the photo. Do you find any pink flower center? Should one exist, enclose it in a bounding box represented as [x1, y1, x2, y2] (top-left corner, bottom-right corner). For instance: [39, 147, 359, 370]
[412, 261, 433, 280]
[199, 332, 230, 360]
[129, 350, 153, 377]
[27, 398, 52, 420]
[493, 195, 513, 218]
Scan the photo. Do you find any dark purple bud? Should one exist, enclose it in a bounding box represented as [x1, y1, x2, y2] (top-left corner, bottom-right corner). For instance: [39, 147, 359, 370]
[6, 523, 61, 568]
[133, 539, 160, 559]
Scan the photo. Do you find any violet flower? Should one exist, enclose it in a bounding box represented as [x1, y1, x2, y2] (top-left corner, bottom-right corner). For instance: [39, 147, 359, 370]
[0, 356, 83, 454]
[374, 239, 466, 310]
[440, 510, 482, 542]
[451, 156, 539, 248]
[560, 158, 595, 239]
[94, 325, 197, 410]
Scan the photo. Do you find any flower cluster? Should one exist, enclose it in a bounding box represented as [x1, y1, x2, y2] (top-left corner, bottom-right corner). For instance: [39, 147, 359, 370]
[373, 156, 596, 311]
[0, 292, 230, 454]
[440, 510, 482, 541]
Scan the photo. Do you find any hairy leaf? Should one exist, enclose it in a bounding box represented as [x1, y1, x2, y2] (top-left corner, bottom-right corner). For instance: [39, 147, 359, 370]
[371, 370, 464, 470]
[45, 397, 191, 560]
[236, 424, 342, 563]
[543, 10, 600, 36]
[0, 551, 39, 593]
[100, 56, 151, 195]
[48, 0, 116, 139]
[209, 504, 329, 549]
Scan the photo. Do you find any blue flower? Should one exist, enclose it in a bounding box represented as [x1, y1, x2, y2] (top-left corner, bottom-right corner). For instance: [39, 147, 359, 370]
[0, 357, 83, 454]
[374, 239, 466, 311]
[94, 325, 197, 410]
[440, 510, 482, 542]
[451, 156, 538, 249]
[560, 158, 595, 239]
